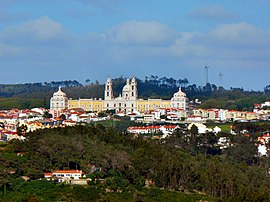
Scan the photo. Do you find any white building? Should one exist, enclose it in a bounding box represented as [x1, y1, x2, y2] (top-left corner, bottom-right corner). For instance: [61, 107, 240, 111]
[50, 87, 68, 111]
[44, 170, 84, 182]
[51, 77, 188, 116]
[171, 88, 188, 110]
[104, 77, 138, 113]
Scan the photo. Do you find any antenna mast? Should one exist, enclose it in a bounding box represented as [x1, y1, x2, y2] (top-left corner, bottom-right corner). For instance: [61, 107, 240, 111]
[204, 65, 210, 85]
[219, 73, 224, 87]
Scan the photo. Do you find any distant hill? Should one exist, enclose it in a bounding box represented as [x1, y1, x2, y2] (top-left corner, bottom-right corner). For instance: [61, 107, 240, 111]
[0, 76, 269, 110]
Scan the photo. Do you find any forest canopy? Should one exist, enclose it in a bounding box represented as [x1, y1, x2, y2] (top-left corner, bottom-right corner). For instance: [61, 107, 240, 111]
[1, 123, 270, 201]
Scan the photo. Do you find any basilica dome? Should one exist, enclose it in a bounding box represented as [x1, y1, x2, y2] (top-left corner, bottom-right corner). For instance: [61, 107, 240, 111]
[173, 88, 186, 98]
[122, 84, 132, 92]
[53, 87, 66, 97]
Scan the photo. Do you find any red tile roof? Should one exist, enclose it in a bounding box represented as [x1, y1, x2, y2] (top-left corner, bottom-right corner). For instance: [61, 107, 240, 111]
[53, 170, 82, 174]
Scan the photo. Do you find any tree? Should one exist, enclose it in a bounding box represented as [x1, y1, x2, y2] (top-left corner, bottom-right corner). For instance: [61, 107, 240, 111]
[17, 124, 28, 136]
[264, 85, 270, 94]
[190, 124, 198, 137]
[183, 78, 189, 87]
[59, 114, 66, 120]
[43, 111, 53, 119]
[224, 134, 258, 165]
[85, 79, 91, 85]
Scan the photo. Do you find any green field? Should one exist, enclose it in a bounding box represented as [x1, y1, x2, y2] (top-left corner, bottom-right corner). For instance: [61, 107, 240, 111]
[207, 123, 232, 133]
[0, 98, 45, 110]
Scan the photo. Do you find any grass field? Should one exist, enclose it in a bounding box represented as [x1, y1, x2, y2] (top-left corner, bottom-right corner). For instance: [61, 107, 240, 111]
[207, 123, 232, 133]
[0, 98, 45, 110]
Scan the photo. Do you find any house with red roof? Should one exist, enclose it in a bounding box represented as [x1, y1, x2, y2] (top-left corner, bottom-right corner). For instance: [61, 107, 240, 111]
[127, 125, 179, 135]
[44, 170, 84, 182]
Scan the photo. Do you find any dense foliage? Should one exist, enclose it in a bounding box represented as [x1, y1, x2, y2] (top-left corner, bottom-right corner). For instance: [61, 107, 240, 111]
[1, 122, 270, 201]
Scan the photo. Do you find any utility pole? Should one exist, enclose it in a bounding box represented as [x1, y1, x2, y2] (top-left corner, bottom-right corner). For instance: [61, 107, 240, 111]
[219, 73, 224, 87]
[204, 65, 210, 85]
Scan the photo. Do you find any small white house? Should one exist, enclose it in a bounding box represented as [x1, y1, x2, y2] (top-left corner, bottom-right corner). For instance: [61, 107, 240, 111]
[213, 126, 222, 134]
[44, 170, 84, 182]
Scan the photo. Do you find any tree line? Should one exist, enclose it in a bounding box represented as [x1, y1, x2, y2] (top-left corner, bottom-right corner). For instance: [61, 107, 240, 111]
[0, 76, 270, 110]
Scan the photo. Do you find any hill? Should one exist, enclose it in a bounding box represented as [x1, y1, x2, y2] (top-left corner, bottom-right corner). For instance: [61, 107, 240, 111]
[0, 76, 269, 110]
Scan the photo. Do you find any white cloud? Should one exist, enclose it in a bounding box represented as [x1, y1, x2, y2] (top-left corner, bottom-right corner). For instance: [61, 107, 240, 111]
[163, 22, 270, 69]
[2, 16, 65, 42]
[0, 16, 68, 60]
[188, 5, 236, 22]
[106, 21, 178, 46]
[1, 17, 269, 89]
[207, 22, 270, 48]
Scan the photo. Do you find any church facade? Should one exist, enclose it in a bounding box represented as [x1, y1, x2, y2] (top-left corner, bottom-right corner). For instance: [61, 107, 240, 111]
[51, 77, 188, 115]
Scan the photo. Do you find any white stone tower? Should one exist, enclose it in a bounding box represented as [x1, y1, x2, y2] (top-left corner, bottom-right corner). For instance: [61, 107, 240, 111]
[104, 77, 113, 101]
[130, 77, 138, 100]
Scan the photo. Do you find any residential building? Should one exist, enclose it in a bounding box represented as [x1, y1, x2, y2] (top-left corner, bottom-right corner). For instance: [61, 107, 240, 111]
[44, 170, 84, 181]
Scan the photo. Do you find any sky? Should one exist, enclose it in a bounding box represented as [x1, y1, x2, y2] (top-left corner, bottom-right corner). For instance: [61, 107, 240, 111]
[0, 0, 269, 90]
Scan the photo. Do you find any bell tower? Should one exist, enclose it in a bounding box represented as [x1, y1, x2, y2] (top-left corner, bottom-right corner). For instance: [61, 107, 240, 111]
[130, 77, 138, 100]
[105, 77, 113, 100]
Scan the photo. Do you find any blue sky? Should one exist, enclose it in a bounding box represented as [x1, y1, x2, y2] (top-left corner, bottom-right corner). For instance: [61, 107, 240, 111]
[0, 0, 269, 90]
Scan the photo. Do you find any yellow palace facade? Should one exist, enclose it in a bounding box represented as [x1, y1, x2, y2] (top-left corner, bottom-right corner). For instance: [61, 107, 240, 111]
[67, 98, 171, 113]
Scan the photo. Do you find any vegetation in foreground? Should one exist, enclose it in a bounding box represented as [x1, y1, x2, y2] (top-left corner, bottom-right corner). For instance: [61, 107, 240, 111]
[1, 122, 270, 201]
[0, 179, 214, 202]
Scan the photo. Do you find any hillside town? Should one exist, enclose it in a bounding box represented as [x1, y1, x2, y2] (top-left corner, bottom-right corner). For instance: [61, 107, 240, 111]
[1, 78, 270, 157]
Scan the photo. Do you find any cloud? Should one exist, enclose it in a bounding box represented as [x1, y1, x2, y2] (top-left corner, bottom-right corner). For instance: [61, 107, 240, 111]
[207, 22, 270, 48]
[66, 9, 94, 18]
[1, 17, 269, 89]
[0, 16, 68, 61]
[72, 0, 124, 12]
[188, 5, 236, 22]
[106, 21, 178, 46]
[165, 21, 270, 68]
[1, 16, 65, 45]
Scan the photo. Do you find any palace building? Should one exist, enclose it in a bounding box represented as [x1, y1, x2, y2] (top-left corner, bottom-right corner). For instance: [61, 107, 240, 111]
[50, 77, 188, 115]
